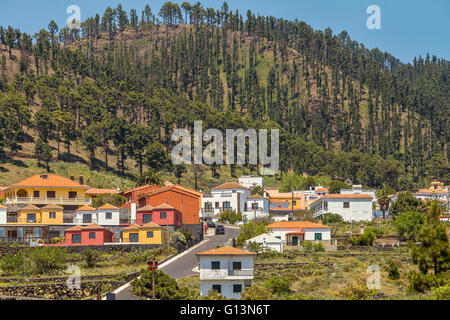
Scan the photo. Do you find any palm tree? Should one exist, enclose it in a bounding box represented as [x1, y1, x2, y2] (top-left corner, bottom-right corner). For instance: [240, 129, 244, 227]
[376, 189, 391, 219]
[136, 169, 163, 187]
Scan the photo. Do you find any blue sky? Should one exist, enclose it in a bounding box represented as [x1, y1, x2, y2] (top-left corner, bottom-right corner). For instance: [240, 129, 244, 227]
[0, 0, 448, 63]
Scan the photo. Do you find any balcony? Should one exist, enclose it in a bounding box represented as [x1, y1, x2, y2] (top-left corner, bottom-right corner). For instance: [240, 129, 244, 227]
[200, 269, 254, 280]
[4, 197, 92, 206]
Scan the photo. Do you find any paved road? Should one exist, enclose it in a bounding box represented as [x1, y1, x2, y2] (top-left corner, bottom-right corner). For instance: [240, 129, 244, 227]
[115, 226, 240, 300]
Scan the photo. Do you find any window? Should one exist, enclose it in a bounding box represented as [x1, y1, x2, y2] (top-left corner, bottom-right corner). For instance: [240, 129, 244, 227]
[147, 231, 154, 238]
[275, 236, 281, 240]
[72, 234, 81, 244]
[47, 191, 56, 199]
[105, 212, 112, 220]
[233, 284, 242, 293]
[49, 212, 56, 219]
[343, 202, 350, 208]
[251, 203, 259, 210]
[212, 285, 222, 294]
[233, 262, 242, 270]
[205, 202, 213, 211]
[292, 200, 297, 206]
[160, 212, 167, 219]
[33, 191, 40, 198]
[143, 214, 152, 223]
[215, 202, 220, 209]
[27, 214, 36, 223]
[211, 261, 221, 270]
[69, 192, 77, 199]
[129, 233, 139, 243]
[89, 232, 96, 239]
[223, 202, 231, 210]
[83, 214, 92, 224]
[314, 233, 322, 241]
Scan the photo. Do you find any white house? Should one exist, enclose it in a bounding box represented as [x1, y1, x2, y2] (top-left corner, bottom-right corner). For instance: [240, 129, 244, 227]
[242, 195, 270, 222]
[96, 203, 121, 226]
[238, 176, 265, 190]
[341, 185, 377, 203]
[197, 246, 256, 299]
[310, 194, 374, 222]
[201, 183, 251, 220]
[244, 233, 283, 253]
[73, 205, 98, 225]
[266, 221, 332, 245]
[0, 205, 6, 225]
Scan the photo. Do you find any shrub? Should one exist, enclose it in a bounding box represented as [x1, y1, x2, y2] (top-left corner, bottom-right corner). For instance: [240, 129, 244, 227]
[322, 213, 344, 225]
[132, 270, 189, 300]
[0, 251, 30, 276]
[349, 231, 376, 246]
[282, 249, 298, 260]
[264, 277, 291, 295]
[241, 284, 273, 300]
[219, 210, 242, 225]
[83, 249, 100, 268]
[28, 247, 67, 274]
[313, 243, 325, 252]
[407, 271, 445, 293]
[302, 241, 313, 252]
[430, 285, 450, 300]
[387, 260, 400, 280]
[338, 281, 378, 300]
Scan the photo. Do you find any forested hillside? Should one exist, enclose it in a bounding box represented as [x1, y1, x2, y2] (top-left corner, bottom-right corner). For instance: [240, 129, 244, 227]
[0, 1, 448, 190]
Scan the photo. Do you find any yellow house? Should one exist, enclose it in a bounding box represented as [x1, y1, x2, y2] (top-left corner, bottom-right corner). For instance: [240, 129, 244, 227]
[17, 204, 42, 224]
[40, 204, 64, 225]
[3, 174, 92, 207]
[122, 222, 168, 245]
[265, 188, 306, 211]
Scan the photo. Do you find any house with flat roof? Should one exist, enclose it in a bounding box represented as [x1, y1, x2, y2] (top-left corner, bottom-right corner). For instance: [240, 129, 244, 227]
[266, 221, 332, 246]
[201, 183, 251, 220]
[310, 194, 374, 222]
[196, 246, 256, 299]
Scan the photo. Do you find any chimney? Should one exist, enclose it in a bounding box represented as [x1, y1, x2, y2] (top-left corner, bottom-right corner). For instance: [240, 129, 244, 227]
[131, 203, 137, 224]
[79, 175, 84, 185]
[70, 174, 75, 181]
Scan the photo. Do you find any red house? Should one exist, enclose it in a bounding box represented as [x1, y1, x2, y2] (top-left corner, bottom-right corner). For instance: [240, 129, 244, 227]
[64, 224, 115, 246]
[136, 202, 183, 230]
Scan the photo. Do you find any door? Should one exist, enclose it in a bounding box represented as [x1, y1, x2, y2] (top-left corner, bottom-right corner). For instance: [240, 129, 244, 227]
[292, 236, 298, 246]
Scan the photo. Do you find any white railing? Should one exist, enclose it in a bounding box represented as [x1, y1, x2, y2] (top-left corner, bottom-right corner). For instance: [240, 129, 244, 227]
[5, 197, 92, 206]
[200, 269, 254, 280]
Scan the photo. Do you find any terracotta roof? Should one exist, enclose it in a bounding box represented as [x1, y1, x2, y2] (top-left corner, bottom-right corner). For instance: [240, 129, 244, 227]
[144, 185, 201, 198]
[122, 224, 141, 231]
[286, 231, 305, 235]
[66, 225, 83, 232]
[316, 188, 329, 192]
[248, 194, 265, 199]
[20, 204, 40, 211]
[137, 205, 154, 212]
[212, 182, 248, 191]
[265, 189, 304, 199]
[83, 224, 106, 230]
[122, 185, 163, 195]
[76, 205, 97, 212]
[0, 186, 7, 191]
[320, 194, 373, 199]
[6, 174, 90, 190]
[86, 188, 120, 195]
[142, 222, 164, 229]
[97, 203, 119, 210]
[154, 202, 175, 210]
[41, 204, 63, 210]
[267, 221, 330, 229]
[196, 246, 256, 256]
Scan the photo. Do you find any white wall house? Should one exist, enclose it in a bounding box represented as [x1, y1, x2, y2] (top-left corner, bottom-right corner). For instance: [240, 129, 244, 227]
[73, 205, 98, 225]
[310, 194, 374, 222]
[266, 221, 331, 243]
[244, 233, 283, 253]
[201, 183, 251, 220]
[0, 205, 6, 225]
[238, 176, 265, 190]
[197, 246, 256, 299]
[96, 204, 121, 226]
[341, 185, 377, 203]
[242, 195, 270, 222]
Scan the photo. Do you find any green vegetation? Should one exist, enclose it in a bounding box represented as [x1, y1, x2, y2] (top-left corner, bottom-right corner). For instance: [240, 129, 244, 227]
[132, 270, 190, 300]
[0, 1, 447, 191]
[219, 210, 242, 225]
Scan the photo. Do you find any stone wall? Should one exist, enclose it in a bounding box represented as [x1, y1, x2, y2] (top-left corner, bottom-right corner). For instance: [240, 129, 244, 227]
[182, 223, 204, 241]
[0, 280, 125, 300]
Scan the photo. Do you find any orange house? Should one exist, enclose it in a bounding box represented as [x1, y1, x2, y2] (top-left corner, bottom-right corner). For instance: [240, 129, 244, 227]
[122, 184, 201, 225]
